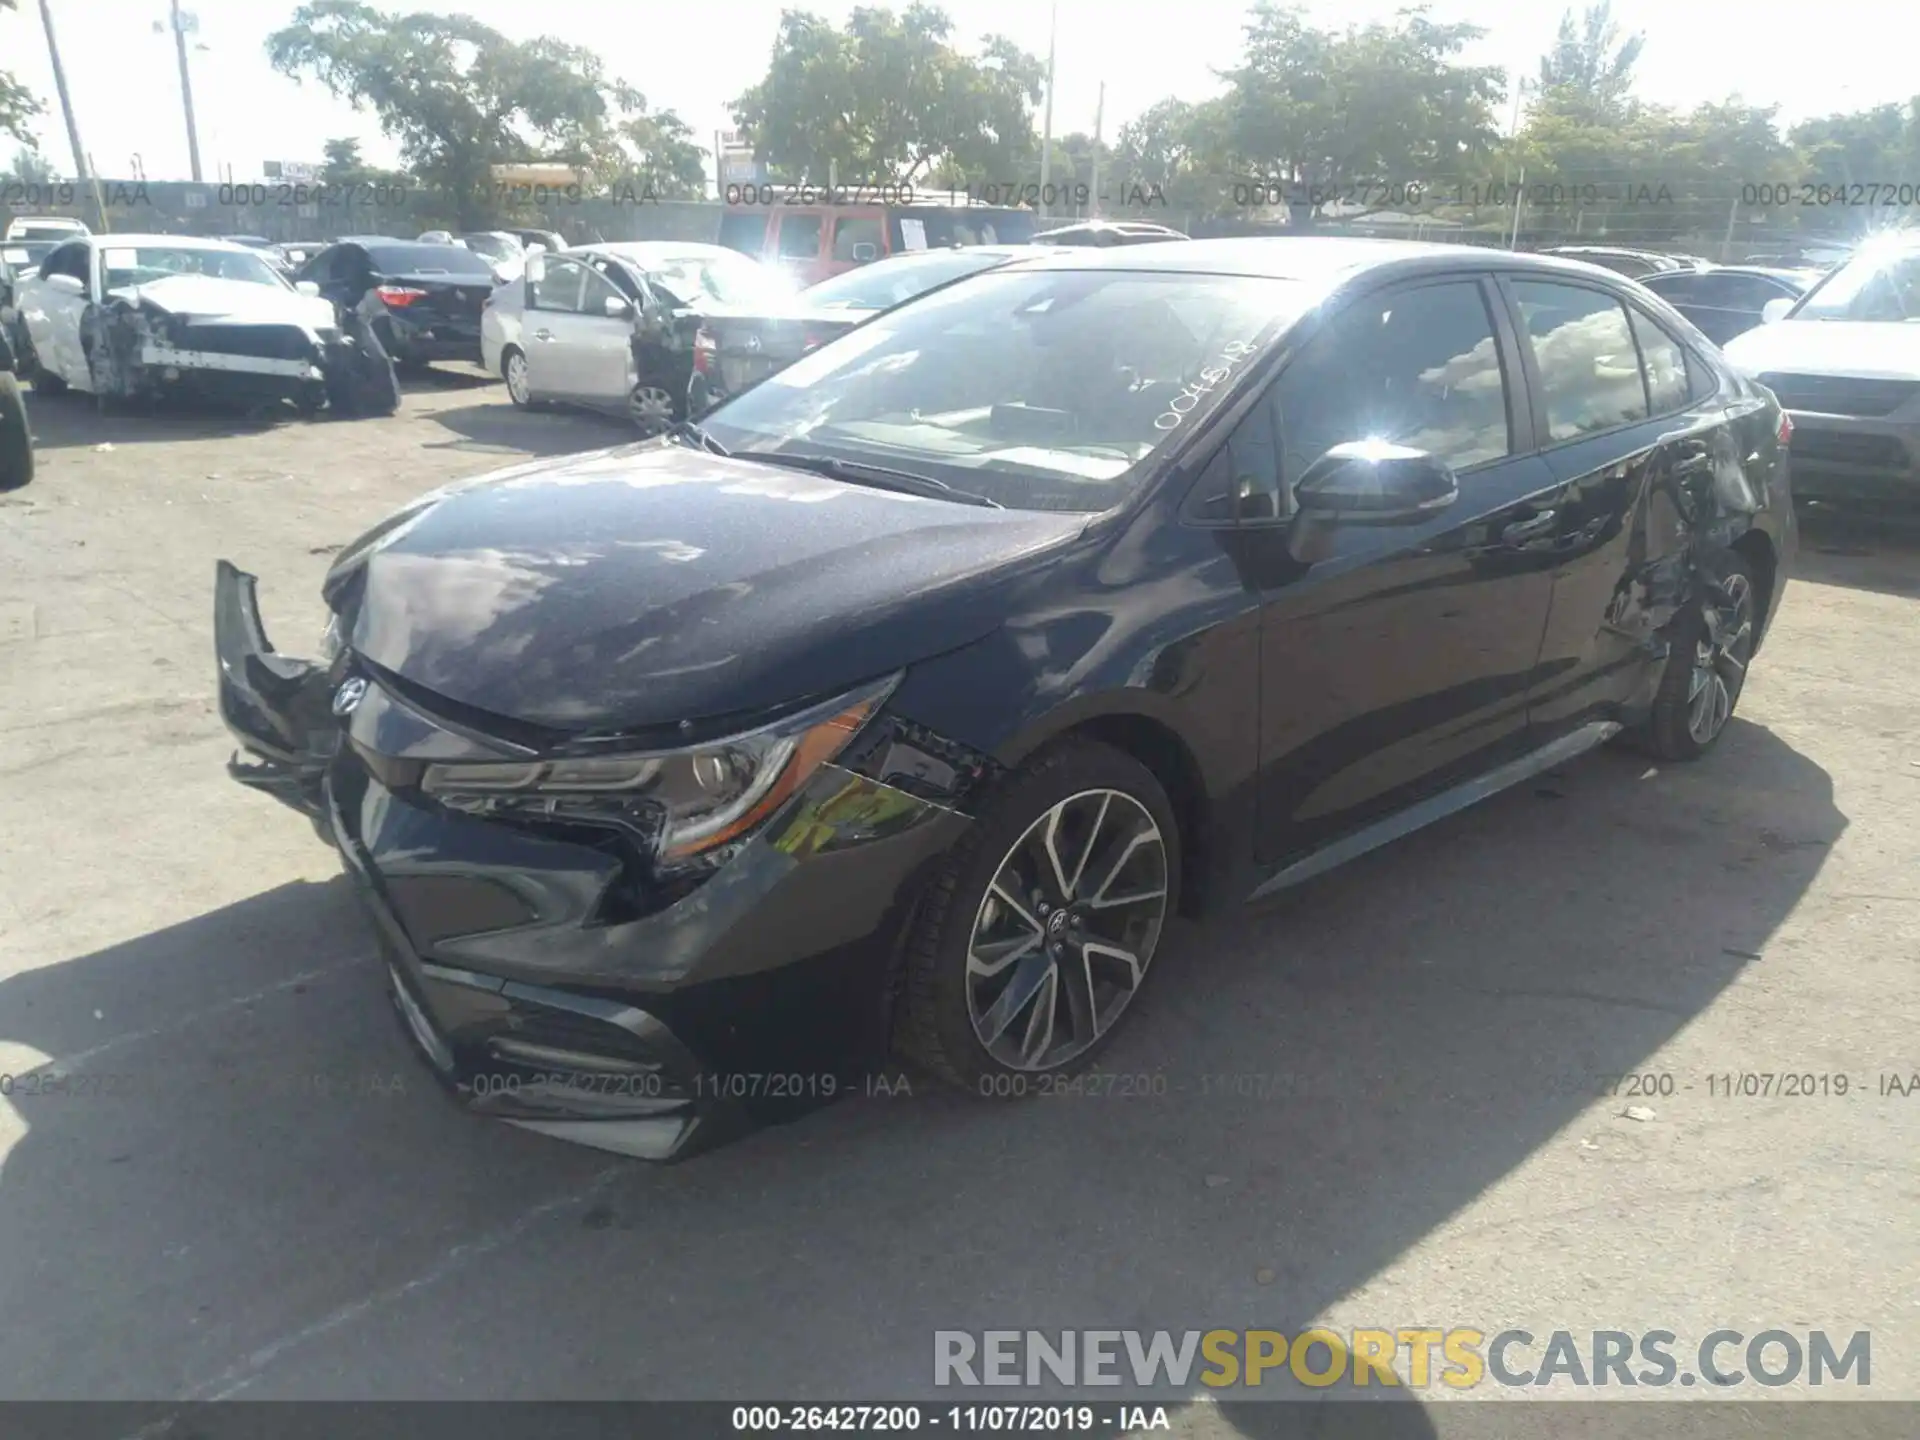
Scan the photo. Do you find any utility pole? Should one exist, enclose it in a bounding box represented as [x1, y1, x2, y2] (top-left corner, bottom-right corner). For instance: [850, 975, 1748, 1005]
[169, 0, 204, 182]
[36, 0, 103, 227]
[1037, 0, 1056, 221]
[1087, 81, 1104, 220]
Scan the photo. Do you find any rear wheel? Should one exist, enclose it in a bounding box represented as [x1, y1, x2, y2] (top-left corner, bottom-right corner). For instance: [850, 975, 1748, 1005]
[1635, 551, 1757, 760]
[896, 740, 1179, 1093]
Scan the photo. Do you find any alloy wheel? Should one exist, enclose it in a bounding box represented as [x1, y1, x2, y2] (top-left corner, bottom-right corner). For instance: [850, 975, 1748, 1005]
[630, 384, 675, 435]
[1687, 572, 1754, 745]
[964, 788, 1169, 1072]
[504, 350, 530, 406]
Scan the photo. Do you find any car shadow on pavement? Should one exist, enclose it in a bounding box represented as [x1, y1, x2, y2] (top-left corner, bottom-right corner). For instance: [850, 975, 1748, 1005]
[0, 721, 1843, 1413]
[1795, 508, 1920, 599]
[21, 388, 301, 452]
[425, 401, 637, 458]
[397, 365, 497, 394]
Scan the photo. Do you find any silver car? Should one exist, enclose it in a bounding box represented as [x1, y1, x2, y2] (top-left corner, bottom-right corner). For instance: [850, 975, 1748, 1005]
[480, 242, 796, 433]
[1723, 236, 1920, 505]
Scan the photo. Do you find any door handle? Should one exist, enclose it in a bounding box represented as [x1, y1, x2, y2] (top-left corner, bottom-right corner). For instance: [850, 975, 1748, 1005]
[533, 329, 553, 341]
[1500, 509, 1559, 545]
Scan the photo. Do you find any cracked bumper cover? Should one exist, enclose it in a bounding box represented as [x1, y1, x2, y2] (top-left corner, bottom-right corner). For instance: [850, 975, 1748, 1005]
[213, 561, 972, 1160]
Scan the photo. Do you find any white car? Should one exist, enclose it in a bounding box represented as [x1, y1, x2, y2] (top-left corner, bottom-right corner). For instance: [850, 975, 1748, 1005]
[480, 242, 796, 433]
[16, 233, 341, 409]
[4, 215, 88, 243]
[1723, 235, 1920, 505]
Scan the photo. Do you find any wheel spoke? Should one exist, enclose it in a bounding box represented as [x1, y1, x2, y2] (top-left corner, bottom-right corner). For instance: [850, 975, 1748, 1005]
[1086, 885, 1167, 913]
[1018, 965, 1060, 1066]
[1090, 829, 1157, 907]
[975, 951, 1054, 1046]
[1065, 793, 1111, 900]
[1082, 940, 1144, 992]
[968, 931, 1040, 979]
[987, 880, 1044, 936]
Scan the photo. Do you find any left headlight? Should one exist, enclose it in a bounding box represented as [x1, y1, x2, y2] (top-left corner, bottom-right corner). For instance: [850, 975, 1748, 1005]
[419, 673, 899, 862]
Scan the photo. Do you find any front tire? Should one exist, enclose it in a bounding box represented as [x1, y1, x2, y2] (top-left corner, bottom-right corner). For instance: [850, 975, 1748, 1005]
[896, 740, 1179, 1093]
[0, 370, 32, 490]
[501, 346, 535, 408]
[629, 382, 678, 437]
[1635, 551, 1757, 760]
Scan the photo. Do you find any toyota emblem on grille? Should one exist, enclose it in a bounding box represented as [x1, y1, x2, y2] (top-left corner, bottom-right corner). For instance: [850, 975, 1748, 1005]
[332, 677, 369, 716]
[745, 333, 762, 353]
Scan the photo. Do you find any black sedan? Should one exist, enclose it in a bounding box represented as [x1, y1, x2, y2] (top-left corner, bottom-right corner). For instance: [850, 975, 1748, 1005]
[1637, 265, 1821, 346]
[215, 239, 1795, 1161]
[294, 237, 497, 368]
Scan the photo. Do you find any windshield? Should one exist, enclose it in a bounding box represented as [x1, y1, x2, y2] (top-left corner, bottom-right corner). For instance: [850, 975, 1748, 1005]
[101, 245, 288, 290]
[460, 233, 523, 262]
[1790, 245, 1920, 322]
[366, 243, 497, 277]
[702, 269, 1303, 514]
[11, 223, 82, 242]
[803, 249, 1013, 312]
[646, 251, 796, 307]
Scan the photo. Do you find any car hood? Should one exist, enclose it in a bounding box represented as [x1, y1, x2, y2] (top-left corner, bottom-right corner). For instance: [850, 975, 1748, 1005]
[334, 443, 1085, 734]
[107, 274, 337, 333]
[1722, 320, 1920, 381]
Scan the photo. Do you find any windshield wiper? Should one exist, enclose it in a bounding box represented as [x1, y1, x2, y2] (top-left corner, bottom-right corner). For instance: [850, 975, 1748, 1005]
[667, 420, 730, 456]
[740, 451, 1004, 508]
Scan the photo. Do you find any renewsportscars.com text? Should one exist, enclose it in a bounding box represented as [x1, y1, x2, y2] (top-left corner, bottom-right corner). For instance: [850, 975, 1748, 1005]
[934, 1328, 1870, 1390]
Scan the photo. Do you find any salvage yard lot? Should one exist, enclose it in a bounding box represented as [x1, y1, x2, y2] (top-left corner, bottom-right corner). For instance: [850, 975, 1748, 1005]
[1, 376, 1917, 1411]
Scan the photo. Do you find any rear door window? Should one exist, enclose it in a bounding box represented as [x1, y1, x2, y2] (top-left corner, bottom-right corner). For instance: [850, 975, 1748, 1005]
[831, 215, 885, 263]
[1628, 308, 1692, 416]
[718, 212, 769, 258]
[1510, 280, 1650, 442]
[776, 214, 823, 261]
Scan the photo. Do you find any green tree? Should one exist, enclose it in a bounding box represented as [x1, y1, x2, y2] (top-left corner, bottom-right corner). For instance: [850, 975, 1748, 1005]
[1, 0, 42, 147]
[1114, 96, 1235, 218]
[317, 135, 407, 185]
[731, 5, 1045, 186]
[3, 145, 54, 184]
[268, 1, 701, 226]
[1222, 4, 1505, 227]
[1535, 1, 1644, 124]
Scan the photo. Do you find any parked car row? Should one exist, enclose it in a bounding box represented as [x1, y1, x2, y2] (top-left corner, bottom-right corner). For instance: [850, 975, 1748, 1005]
[217, 236, 1800, 1161]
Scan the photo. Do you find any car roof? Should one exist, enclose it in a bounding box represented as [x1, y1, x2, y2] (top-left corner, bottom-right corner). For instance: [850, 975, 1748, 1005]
[992, 236, 1643, 286]
[78, 234, 265, 252]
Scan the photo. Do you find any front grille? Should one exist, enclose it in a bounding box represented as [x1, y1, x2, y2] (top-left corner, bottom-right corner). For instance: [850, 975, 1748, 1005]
[1790, 429, 1911, 470]
[178, 323, 316, 361]
[1760, 373, 1920, 417]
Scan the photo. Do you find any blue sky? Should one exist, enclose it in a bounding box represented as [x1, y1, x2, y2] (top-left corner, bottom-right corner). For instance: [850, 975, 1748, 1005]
[4, 0, 1913, 182]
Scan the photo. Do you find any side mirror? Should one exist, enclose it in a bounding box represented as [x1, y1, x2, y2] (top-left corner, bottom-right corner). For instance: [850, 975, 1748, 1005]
[294, 280, 321, 297]
[1760, 297, 1794, 325]
[604, 295, 633, 319]
[1295, 440, 1459, 524]
[850, 242, 879, 263]
[46, 273, 86, 297]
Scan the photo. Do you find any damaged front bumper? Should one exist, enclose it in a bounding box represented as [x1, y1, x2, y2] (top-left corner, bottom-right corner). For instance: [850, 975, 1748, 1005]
[213, 561, 972, 1161]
